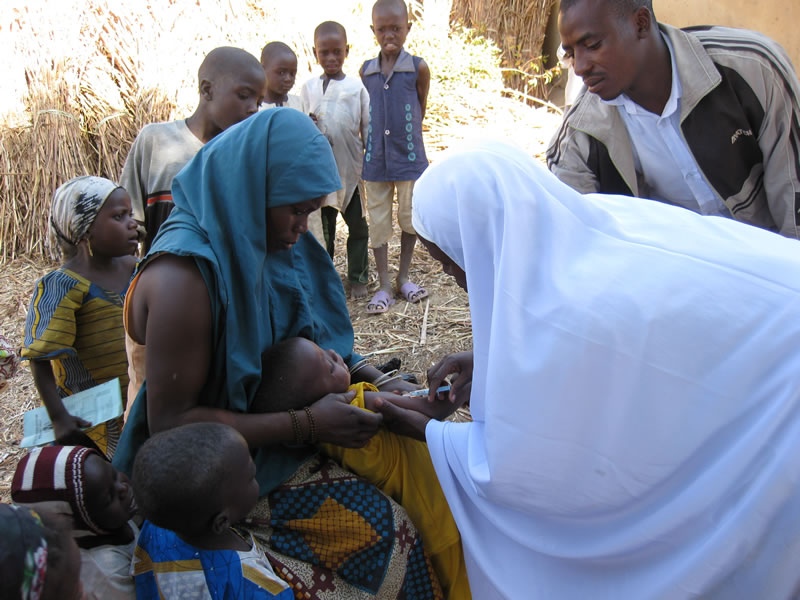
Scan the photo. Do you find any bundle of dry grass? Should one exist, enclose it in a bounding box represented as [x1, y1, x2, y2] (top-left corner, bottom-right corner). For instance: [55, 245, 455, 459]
[0, 0, 278, 262]
[0, 61, 95, 261]
[0, 79, 173, 262]
[451, 0, 561, 100]
[0, 0, 180, 261]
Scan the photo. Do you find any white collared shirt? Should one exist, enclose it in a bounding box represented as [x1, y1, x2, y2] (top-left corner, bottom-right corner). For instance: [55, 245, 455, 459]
[603, 35, 731, 217]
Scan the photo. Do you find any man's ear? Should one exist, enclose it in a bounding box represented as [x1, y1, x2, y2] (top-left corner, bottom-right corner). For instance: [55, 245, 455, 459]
[345, 45, 350, 58]
[370, 24, 375, 34]
[211, 510, 230, 535]
[199, 79, 213, 101]
[633, 7, 653, 38]
[407, 22, 413, 32]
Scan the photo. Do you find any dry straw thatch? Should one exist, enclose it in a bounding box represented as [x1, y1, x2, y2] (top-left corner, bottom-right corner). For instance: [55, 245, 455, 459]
[451, 0, 561, 102]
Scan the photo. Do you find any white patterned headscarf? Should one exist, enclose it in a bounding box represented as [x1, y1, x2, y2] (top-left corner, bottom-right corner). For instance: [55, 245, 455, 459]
[49, 176, 119, 256]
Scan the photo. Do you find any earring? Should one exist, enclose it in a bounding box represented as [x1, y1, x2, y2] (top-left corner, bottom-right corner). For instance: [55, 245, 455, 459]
[87, 239, 93, 257]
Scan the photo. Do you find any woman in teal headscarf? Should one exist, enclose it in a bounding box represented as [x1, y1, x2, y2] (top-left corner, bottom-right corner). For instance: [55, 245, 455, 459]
[115, 109, 443, 598]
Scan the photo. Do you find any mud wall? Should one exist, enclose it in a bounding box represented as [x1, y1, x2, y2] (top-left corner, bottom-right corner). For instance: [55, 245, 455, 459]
[654, 0, 799, 72]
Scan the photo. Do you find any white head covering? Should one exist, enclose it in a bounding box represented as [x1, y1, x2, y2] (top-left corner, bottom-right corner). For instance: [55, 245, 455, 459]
[49, 175, 119, 255]
[413, 141, 800, 599]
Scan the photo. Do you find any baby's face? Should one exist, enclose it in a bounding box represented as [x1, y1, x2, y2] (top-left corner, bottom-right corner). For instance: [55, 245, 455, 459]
[295, 338, 351, 398]
[83, 453, 136, 531]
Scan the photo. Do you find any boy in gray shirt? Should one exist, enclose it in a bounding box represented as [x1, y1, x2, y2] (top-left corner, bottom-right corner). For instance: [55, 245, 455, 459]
[120, 46, 266, 253]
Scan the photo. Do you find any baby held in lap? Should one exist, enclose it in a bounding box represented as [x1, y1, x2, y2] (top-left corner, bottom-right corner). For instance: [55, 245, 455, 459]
[254, 337, 470, 599]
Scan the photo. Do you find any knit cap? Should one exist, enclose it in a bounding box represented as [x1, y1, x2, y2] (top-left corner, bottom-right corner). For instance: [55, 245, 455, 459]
[11, 446, 108, 535]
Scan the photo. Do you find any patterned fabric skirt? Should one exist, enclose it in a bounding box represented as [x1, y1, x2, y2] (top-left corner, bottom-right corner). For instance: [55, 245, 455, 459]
[245, 454, 444, 600]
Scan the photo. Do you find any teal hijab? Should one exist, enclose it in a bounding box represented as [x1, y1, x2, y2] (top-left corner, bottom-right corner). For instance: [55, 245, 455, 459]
[115, 109, 351, 493]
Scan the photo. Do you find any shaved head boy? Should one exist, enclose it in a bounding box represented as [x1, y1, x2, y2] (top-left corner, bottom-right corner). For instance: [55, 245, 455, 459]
[260, 41, 300, 107]
[194, 46, 267, 140]
[119, 45, 265, 405]
[121, 45, 265, 252]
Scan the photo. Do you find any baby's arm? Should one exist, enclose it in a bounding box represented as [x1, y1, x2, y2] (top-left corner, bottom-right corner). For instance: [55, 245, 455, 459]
[416, 59, 431, 121]
[363, 390, 457, 421]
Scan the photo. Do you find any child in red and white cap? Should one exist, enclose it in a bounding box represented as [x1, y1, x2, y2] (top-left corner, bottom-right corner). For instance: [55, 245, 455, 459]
[12, 446, 137, 599]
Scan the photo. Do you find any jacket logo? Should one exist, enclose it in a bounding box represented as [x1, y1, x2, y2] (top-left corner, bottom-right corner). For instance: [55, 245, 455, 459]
[731, 128, 753, 144]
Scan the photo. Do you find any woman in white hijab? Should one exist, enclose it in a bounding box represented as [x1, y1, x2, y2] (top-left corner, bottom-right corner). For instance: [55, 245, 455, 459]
[378, 141, 800, 599]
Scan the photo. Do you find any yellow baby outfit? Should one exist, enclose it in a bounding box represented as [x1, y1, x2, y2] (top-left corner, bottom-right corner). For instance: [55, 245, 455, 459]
[321, 382, 470, 599]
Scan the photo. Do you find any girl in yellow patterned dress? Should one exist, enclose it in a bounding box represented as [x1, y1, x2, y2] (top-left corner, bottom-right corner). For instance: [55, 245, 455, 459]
[22, 176, 139, 457]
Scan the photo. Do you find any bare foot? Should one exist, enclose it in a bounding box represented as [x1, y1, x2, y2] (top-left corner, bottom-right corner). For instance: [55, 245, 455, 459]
[350, 282, 368, 299]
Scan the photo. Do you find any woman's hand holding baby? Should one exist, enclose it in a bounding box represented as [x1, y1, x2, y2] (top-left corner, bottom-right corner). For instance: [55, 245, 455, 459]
[310, 390, 383, 448]
[364, 391, 457, 421]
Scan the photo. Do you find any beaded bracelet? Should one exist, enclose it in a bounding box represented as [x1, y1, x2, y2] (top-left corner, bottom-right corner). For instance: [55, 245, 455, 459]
[304, 406, 317, 444]
[288, 409, 303, 445]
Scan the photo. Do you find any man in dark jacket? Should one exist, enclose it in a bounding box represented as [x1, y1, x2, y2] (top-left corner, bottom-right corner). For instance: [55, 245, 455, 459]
[547, 0, 800, 239]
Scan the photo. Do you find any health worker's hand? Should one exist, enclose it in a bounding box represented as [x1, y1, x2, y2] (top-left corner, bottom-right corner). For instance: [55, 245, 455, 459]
[377, 378, 419, 395]
[427, 350, 473, 406]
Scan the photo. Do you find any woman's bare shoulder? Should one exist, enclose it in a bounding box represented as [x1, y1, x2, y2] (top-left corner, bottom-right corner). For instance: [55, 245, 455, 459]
[128, 254, 210, 343]
[140, 254, 205, 293]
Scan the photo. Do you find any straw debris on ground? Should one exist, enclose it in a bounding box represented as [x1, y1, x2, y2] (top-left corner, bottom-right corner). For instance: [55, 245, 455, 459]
[0, 0, 563, 501]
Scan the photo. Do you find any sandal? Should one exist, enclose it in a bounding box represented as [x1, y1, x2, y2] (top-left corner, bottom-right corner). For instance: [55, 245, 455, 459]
[397, 281, 428, 303]
[366, 290, 396, 314]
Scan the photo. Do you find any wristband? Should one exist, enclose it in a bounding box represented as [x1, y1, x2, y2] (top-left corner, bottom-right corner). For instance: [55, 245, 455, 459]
[288, 409, 303, 445]
[373, 373, 403, 389]
[349, 358, 371, 376]
[304, 406, 317, 444]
